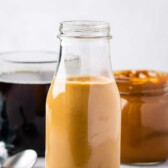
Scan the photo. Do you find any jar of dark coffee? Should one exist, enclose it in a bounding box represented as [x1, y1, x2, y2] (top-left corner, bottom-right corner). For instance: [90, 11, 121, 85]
[0, 51, 57, 156]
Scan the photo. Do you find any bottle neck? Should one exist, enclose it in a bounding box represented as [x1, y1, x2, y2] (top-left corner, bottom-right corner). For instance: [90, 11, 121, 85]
[56, 37, 113, 80]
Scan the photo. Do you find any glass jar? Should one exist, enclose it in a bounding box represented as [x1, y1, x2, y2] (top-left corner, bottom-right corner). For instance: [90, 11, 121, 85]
[0, 51, 57, 156]
[115, 70, 168, 165]
[46, 21, 121, 168]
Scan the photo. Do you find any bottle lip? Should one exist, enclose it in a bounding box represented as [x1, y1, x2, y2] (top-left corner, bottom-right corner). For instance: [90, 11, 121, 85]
[59, 20, 112, 39]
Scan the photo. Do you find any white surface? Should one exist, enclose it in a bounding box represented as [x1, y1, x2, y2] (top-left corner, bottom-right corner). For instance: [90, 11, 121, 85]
[35, 158, 168, 168]
[0, 0, 168, 71]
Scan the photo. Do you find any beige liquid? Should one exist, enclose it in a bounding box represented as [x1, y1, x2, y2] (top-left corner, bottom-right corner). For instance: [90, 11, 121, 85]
[46, 76, 121, 168]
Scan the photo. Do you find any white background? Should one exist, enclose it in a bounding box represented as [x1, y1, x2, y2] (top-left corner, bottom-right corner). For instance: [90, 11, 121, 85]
[0, 1, 168, 167]
[0, 0, 168, 71]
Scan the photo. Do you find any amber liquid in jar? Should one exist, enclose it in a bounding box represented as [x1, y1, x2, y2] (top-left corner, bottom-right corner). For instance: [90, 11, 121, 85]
[115, 70, 168, 165]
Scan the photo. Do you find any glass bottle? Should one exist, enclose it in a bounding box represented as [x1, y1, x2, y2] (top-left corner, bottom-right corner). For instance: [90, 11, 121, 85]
[46, 21, 121, 168]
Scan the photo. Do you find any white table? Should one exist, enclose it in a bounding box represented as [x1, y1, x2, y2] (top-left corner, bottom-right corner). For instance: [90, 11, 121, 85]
[35, 158, 168, 168]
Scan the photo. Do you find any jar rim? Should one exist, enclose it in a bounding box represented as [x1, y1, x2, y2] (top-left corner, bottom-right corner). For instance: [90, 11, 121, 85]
[115, 70, 168, 96]
[59, 20, 111, 38]
[0, 51, 58, 64]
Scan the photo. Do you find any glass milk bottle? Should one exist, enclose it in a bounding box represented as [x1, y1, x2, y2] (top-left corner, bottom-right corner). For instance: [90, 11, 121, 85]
[46, 21, 121, 168]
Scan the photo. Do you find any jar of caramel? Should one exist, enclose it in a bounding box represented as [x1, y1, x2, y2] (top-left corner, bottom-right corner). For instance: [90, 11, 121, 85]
[115, 70, 168, 165]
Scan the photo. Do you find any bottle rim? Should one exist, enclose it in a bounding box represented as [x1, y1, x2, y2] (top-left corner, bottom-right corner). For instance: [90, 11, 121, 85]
[59, 20, 112, 39]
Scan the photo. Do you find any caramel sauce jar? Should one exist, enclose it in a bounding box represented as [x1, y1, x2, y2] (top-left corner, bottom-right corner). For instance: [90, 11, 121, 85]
[115, 70, 168, 165]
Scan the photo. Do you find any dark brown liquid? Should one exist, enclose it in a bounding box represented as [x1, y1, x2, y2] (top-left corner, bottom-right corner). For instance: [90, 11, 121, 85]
[0, 71, 53, 156]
